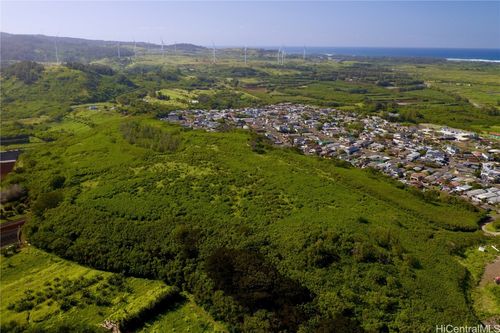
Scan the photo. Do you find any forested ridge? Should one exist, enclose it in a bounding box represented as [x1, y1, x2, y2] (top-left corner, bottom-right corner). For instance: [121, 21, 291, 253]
[0, 32, 207, 63]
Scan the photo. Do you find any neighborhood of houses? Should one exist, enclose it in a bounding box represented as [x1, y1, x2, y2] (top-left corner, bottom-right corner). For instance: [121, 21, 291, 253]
[161, 103, 500, 212]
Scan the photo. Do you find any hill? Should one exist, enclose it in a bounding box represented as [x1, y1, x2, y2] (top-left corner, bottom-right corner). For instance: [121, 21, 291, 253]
[0, 32, 207, 63]
[0, 61, 139, 138]
[9, 105, 487, 332]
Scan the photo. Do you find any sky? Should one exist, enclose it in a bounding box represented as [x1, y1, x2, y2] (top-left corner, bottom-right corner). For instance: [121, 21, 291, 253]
[1, 1, 499, 48]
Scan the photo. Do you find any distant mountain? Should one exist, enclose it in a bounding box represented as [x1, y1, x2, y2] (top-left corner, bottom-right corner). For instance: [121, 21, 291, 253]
[0, 32, 206, 63]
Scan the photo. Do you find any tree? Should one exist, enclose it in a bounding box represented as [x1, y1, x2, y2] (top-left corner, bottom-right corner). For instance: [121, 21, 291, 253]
[50, 175, 66, 190]
[3, 61, 44, 84]
[32, 191, 63, 217]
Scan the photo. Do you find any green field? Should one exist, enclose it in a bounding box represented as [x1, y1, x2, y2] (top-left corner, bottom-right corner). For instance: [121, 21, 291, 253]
[145, 88, 198, 108]
[460, 247, 500, 321]
[398, 63, 500, 109]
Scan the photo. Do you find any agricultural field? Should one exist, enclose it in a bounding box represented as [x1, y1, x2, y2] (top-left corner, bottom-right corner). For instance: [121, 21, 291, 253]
[395, 62, 500, 133]
[0, 247, 181, 332]
[397, 62, 500, 109]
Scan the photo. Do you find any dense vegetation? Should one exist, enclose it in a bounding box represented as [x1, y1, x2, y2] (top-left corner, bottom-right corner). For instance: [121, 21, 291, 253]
[6, 107, 486, 331]
[1, 47, 499, 332]
[0, 62, 134, 125]
[120, 121, 182, 152]
[2, 61, 45, 84]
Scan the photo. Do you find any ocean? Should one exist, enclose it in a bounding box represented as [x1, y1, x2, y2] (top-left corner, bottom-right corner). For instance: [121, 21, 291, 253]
[270, 47, 500, 62]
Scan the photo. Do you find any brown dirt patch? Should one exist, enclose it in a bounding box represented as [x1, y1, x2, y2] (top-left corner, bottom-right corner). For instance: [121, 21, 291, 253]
[481, 256, 500, 287]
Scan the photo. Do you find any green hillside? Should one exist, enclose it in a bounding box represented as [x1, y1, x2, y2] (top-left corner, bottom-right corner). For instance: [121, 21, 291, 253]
[0, 33, 207, 63]
[12, 107, 486, 332]
[0, 63, 134, 122]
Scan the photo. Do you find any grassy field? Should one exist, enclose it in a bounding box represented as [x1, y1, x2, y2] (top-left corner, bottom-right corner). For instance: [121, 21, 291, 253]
[145, 88, 197, 108]
[398, 62, 500, 109]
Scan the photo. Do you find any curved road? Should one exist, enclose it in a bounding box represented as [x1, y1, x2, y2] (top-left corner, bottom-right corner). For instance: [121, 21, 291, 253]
[480, 214, 500, 236]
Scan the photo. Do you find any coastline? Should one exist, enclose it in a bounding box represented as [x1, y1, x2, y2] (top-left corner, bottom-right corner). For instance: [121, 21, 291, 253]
[447, 58, 500, 63]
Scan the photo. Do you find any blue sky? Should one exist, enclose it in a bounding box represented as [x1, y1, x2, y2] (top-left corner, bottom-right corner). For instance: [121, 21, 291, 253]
[1, 1, 499, 48]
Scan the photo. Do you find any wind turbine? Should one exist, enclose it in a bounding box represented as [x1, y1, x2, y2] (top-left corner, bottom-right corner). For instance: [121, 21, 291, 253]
[277, 47, 281, 65]
[212, 42, 216, 64]
[54, 36, 59, 64]
[133, 40, 137, 58]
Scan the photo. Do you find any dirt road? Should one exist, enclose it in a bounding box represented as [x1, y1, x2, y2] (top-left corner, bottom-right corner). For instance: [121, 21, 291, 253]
[480, 255, 500, 287]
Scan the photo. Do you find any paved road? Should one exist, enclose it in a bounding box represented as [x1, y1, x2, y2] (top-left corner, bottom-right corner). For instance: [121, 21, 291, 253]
[482, 223, 500, 236]
[0, 219, 25, 247]
[480, 214, 500, 236]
